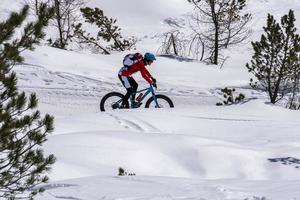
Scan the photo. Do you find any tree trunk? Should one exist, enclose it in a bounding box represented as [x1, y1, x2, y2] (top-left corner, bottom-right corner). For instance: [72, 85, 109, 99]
[35, 0, 39, 15]
[54, 0, 65, 49]
[210, 0, 219, 65]
[270, 93, 277, 104]
[214, 27, 219, 65]
[171, 33, 178, 55]
[289, 75, 299, 109]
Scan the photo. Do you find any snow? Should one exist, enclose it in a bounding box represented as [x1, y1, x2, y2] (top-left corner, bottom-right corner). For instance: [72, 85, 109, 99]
[2, 0, 300, 199]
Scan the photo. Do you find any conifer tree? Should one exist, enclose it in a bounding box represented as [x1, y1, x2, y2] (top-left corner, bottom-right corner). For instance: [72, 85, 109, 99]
[0, 4, 55, 199]
[246, 10, 300, 104]
[74, 7, 136, 54]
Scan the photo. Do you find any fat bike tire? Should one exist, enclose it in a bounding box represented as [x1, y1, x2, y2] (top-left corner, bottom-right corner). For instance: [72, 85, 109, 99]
[100, 92, 129, 112]
[145, 94, 174, 108]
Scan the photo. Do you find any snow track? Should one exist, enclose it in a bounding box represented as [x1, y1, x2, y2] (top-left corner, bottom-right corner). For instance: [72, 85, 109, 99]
[107, 113, 161, 133]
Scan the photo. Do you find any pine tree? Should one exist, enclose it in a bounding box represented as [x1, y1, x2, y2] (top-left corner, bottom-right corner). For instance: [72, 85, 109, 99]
[74, 7, 136, 54]
[0, 4, 55, 199]
[246, 10, 300, 104]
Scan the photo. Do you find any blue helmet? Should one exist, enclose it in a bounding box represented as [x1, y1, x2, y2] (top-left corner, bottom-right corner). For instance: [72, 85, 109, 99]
[144, 52, 156, 62]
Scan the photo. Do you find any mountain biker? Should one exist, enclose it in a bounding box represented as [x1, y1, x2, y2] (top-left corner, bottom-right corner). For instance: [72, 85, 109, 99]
[118, 52, 157, 108]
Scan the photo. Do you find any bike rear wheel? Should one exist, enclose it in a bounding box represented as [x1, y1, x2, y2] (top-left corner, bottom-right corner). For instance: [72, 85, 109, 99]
[100, 92, 129, 112]
[145, 94, 174, 108]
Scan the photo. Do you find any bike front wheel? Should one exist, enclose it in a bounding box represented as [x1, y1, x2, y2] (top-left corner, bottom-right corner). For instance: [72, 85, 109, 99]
[100, 92, 129, 112]
[145, 94, 174, 108]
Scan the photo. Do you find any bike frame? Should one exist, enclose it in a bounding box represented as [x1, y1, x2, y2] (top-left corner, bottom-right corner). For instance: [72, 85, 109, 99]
[112, 85, 159, 109]
[130, 85, 160, 108]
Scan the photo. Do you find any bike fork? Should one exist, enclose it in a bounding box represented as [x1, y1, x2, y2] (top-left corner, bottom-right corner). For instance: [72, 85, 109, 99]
[152, 92, 160, 108]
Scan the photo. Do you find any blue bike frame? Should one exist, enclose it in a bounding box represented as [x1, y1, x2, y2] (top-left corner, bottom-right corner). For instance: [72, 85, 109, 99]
[131, 85, 160, 108]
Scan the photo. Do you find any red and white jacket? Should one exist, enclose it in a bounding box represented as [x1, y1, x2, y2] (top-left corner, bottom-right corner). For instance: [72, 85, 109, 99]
[119, 60, 153, 84]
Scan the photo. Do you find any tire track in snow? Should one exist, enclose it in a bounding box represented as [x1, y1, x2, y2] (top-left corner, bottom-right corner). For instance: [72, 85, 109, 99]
[107, 113, 160, 133]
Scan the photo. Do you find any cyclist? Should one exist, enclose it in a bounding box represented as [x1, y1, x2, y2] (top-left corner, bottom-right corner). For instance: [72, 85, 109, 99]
[118, 52, 157, 108]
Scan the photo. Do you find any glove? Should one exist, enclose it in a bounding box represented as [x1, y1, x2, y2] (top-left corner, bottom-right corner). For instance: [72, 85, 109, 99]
[151, 76, 157, 84]
[152, 82, 157, 89]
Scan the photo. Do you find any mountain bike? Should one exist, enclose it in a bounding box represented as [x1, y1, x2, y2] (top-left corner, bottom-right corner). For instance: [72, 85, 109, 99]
[100, 85, 174, 111]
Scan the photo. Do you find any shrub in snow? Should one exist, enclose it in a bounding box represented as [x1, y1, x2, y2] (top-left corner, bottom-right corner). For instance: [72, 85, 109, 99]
[118, 167, 135, 176]
[244, 197, 267, 200]
[118, 167, 125, 176]
[0, 4, 56, 199]
[216, 87, 245, 106]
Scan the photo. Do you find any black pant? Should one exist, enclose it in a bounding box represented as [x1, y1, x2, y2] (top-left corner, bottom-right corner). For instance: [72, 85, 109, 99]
[118, 75, 138, 104]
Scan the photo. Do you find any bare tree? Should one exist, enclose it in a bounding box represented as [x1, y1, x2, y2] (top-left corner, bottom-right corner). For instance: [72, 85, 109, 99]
[161, 30, 179, 55]
[158, 30, 189, 57]
[25, 0, 51, 15]
[51, 0, 84, 49]
[188, 32, 205, 61]
[187, 0, 252, 65]
[25, 0, 40, 15]
[24, 0, 84, 49]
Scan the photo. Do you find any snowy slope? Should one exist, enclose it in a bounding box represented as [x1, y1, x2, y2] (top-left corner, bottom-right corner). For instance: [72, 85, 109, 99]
[2, 0, 300, 200]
